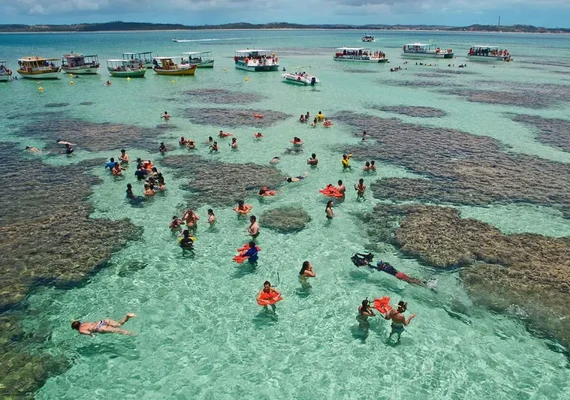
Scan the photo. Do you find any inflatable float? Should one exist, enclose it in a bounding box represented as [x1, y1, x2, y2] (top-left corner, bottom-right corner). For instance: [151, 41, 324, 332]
[257, 292, 283, 306]
[373, 296, 393, 314]
[319, 185, 344, 198]
[233, 243, 261, 263]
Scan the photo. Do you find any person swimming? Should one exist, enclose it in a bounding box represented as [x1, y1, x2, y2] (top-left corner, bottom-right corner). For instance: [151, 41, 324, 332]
[254, 132, 263, 139]
[230, 137, 238, 150]
[71, 313, 136, 336]
[307, 153, 318, 166]
[210, 141, 219, 153]
[270, 156, 280, 164]
[352, 254, 425, 286]
[299, 261, 316, 289]
[383, 301, 415, 343]
[285, 172, 309, 182]
[179, 229, 194, 250]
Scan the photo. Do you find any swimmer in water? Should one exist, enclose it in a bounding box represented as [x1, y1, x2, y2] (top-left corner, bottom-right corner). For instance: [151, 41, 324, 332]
[119, 149, 129, 165]
[362, 130, 367, 141]
[187, 140, 196, 149]
[56, 140, 76, 146]
[183, 209, 200, 230]
[342, 154, 352, 170]
[325, 200, 334, 219]
[159, 142, 167, 154]
[210, 141, 219, 153]
[270, 157, 280, 164]
[218, 130, 232, 138]
[241, 241, 259, 265]
[257, 281, 281, 312]
[169, 215, 183, 231]
[299, 114, 306, 123]
[357, 299, 375, 332]
[336, 180, 346, 197]
[111, 162, 123, 177]
[354, 178, 366, 199]
[161, 111, 171, 121]
[248, 215, 260, 238]
[285, 172, 309, 182]
[25, 146, 40, 153]
[362, 162, 371, 171]
[317, 111, 325, 121]
[384, 301, 415, 343]
[71, 313, 136, 336]
[105, 80, 112, 86]
[126, 183, 135, 199]
[299, 261, 316, 289]
[179, 136, 188, 146]
[290, 137, 303, 146]
[307, 153, 318, 166]
[63, 143, 74, 155]
[254, 132, 263, 139]
[207, 209, 216, 225]
[352, 254, 426, 286]
[205, 136, 214, 145]
[179, 229, 194, 251]
[230, 137, 238, 150]
[144, 183, 156, 196]
[234, 200, 252, 215]
[369, 160, 376, 171]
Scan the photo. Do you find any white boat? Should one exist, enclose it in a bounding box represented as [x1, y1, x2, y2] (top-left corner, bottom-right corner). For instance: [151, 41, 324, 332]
[17, 56, 61, 79]
[152, 57, 197, 76]
[106, 59, 146, 78]
[61, 54, 99, 74]
[0, 61, 13, 82]
[234, 50, 279, 72]
[402, 43, 454, 59]
[122, 52, 154, 69]
[333, 47, 388, 63]
[282, 71, 320, 86]
[467, 45, 512, 62]
[362, 35, 375, 42]
[181, 51, 214, 68]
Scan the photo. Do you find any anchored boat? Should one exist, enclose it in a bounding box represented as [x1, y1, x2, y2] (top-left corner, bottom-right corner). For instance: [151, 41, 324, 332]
[234, 50, 279, 72]
[402, 43, 454, 59]
[0, 61, 13, 82]
[106, 59, 146, 78]
[361, 35, 375, 42]
[61, 54, 100, 75]
[122, 52, 154, 69]
[333, 47, 388, 63]
[153, 57, 197, 76]
[467, 45, 512, 62]
[282, 71, 320, 86]
[17, 56, 61, 79]
[181, 52, 214, 68]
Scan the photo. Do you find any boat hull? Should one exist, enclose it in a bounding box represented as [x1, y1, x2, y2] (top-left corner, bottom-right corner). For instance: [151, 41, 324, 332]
[402, 52, 454, 59]
[467, 55, 512, 62]
[0, 73, 12, 81]
[62, 66, 99, 75]
[17, 69, 61, 79]
[282, 75, 320, 86]
[107, 68, 146, 78]
[235, 62, 279, 72]
[333, 57, 388, 63]
[196, 61, 214, 68]
[154, 66, 196, 76]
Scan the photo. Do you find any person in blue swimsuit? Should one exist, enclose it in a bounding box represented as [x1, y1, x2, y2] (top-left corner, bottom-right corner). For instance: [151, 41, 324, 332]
[241, 241, 258, 264]
[71, 313, 136, 336]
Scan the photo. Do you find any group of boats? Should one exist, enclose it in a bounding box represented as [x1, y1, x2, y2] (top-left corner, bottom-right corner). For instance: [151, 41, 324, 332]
[1, 41, 512, 84]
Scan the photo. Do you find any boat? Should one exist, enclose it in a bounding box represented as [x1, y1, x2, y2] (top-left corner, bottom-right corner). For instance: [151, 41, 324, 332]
[282, 71, 320, 86]
[122, 52, 154, 69]
[0, 61, 13, 82]
[402, 43, 454, 59]
[181, 52, 214, 68]
[467, 45, 512, 62]
[152, 57, 197, 76]
[17, 56, 61, 79]
[333, 47, 388, 63]
[106, 59, 146, 78]
[234, 50, 279, 72]
[362, 35, 375, 42]
[61, 54, 99, 74]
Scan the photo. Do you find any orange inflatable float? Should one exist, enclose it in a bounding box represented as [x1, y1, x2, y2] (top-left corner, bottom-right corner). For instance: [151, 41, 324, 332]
[253, 113, 264, 119]
[257, 291, 283, 306]
[373, 296, 393, 314]
[319, 185, 344, 198]
[233, 243, 261, 263]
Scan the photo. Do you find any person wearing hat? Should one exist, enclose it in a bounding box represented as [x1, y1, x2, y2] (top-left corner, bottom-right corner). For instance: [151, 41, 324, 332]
[384, 301, 415, 343]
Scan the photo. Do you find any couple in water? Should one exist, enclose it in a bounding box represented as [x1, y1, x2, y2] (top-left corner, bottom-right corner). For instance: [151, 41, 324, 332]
[358, 300, 415, 342]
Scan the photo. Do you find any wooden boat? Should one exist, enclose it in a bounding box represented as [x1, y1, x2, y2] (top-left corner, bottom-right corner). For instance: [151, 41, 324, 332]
[153, 57, 197, 76]
[17, 56, 61, 79]
[0, 61, 13, 82]
[181, 51, 214, 68]
[122, 52, 154, 69]
[106, 59, 146, 78]
[61, 54, 99, 74]
[234, 50, 279, 72]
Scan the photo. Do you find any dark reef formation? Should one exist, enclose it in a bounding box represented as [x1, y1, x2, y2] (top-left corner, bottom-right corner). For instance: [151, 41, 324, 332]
[183, 89, 264, 104]
[363, 203, 570, 349]
[511, 114, 570, 152]
[372, 105, 446, 118]
[335, 111, 570, 217]
[184, 108, 291, 128]
[159, 155, 284, 207]
[259, 206, 311, 233]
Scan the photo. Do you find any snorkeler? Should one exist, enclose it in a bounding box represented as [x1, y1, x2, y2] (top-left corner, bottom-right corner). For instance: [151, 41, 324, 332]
[299, 261, 316, 289]
[285, 172, 309, 182]
[254, 132, 264, 139]
[351, 254, 426, 286]
[218, 130, 232, 138]
[71, 313, 136, 336]
[357, 299, 375, 332]
[384, 301, 415, 343]
[25, 146, 40, 153]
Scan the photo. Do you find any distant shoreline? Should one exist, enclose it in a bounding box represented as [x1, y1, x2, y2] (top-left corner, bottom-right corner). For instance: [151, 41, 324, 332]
[0, 21, 568, 34]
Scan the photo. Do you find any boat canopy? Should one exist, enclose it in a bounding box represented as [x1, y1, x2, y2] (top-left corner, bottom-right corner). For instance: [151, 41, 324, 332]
[122, 52, 153, 56]
[471, 45, 499, 49]
[107, 59, 130, 63]
[236, 50, 273, 56]
[63, 54, 98, 58]
[404, 43, 430, 47]
[18, 56, 60, 62]
[182, 51, 211, 56]
[153, 56, 180, 60]
[337, 47, 368, 51]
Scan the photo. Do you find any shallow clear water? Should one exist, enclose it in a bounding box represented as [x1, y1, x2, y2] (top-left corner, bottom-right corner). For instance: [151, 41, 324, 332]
[2, 30, 570, 399]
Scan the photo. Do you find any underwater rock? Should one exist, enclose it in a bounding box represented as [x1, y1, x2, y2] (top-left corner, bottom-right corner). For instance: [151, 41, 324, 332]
[335, 111, 570, 218]
[183, 89, 265, 104]
[363, 203, 570, 349]
[511, 114, 570, 152]
[184, 108, 292, 128]
[44, 103, 69, 108]
[373, 105, 446, 118]
[382, 79, 456, 88]
[20, 118, 159, 152]
[259, 206, 311, 233]
[159, 154, 284, 207]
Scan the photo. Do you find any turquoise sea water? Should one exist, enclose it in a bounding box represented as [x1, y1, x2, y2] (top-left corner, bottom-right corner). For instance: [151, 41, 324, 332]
[2, 30, 570, 399]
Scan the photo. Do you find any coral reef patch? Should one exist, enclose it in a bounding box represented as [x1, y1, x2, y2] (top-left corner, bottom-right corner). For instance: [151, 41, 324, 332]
[183, 88, 264, 104]
[184, 108, 291, 128]
[259, 206, 311, 233]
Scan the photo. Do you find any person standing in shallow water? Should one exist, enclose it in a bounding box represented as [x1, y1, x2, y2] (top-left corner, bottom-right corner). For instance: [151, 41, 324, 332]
[357, 299, 375, 333]
[383, 301, 415, 343]
[161, 111, 170, 121]
[325, 200, 334, 220]
[299, 261, 316, 289]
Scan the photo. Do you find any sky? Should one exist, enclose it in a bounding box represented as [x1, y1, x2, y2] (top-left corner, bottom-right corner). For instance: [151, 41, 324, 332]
[0, 0, 569, 28]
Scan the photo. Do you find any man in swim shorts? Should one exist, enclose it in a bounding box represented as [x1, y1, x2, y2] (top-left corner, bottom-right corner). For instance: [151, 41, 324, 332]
[384, 301, 415, 343]
[285, 172, 309, 182]
[71, 313, 136, 336]
[248, 215, 260, 238]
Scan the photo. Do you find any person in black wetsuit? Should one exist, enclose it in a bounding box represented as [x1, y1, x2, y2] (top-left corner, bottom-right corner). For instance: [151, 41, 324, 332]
[352, 254, 425, 286]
